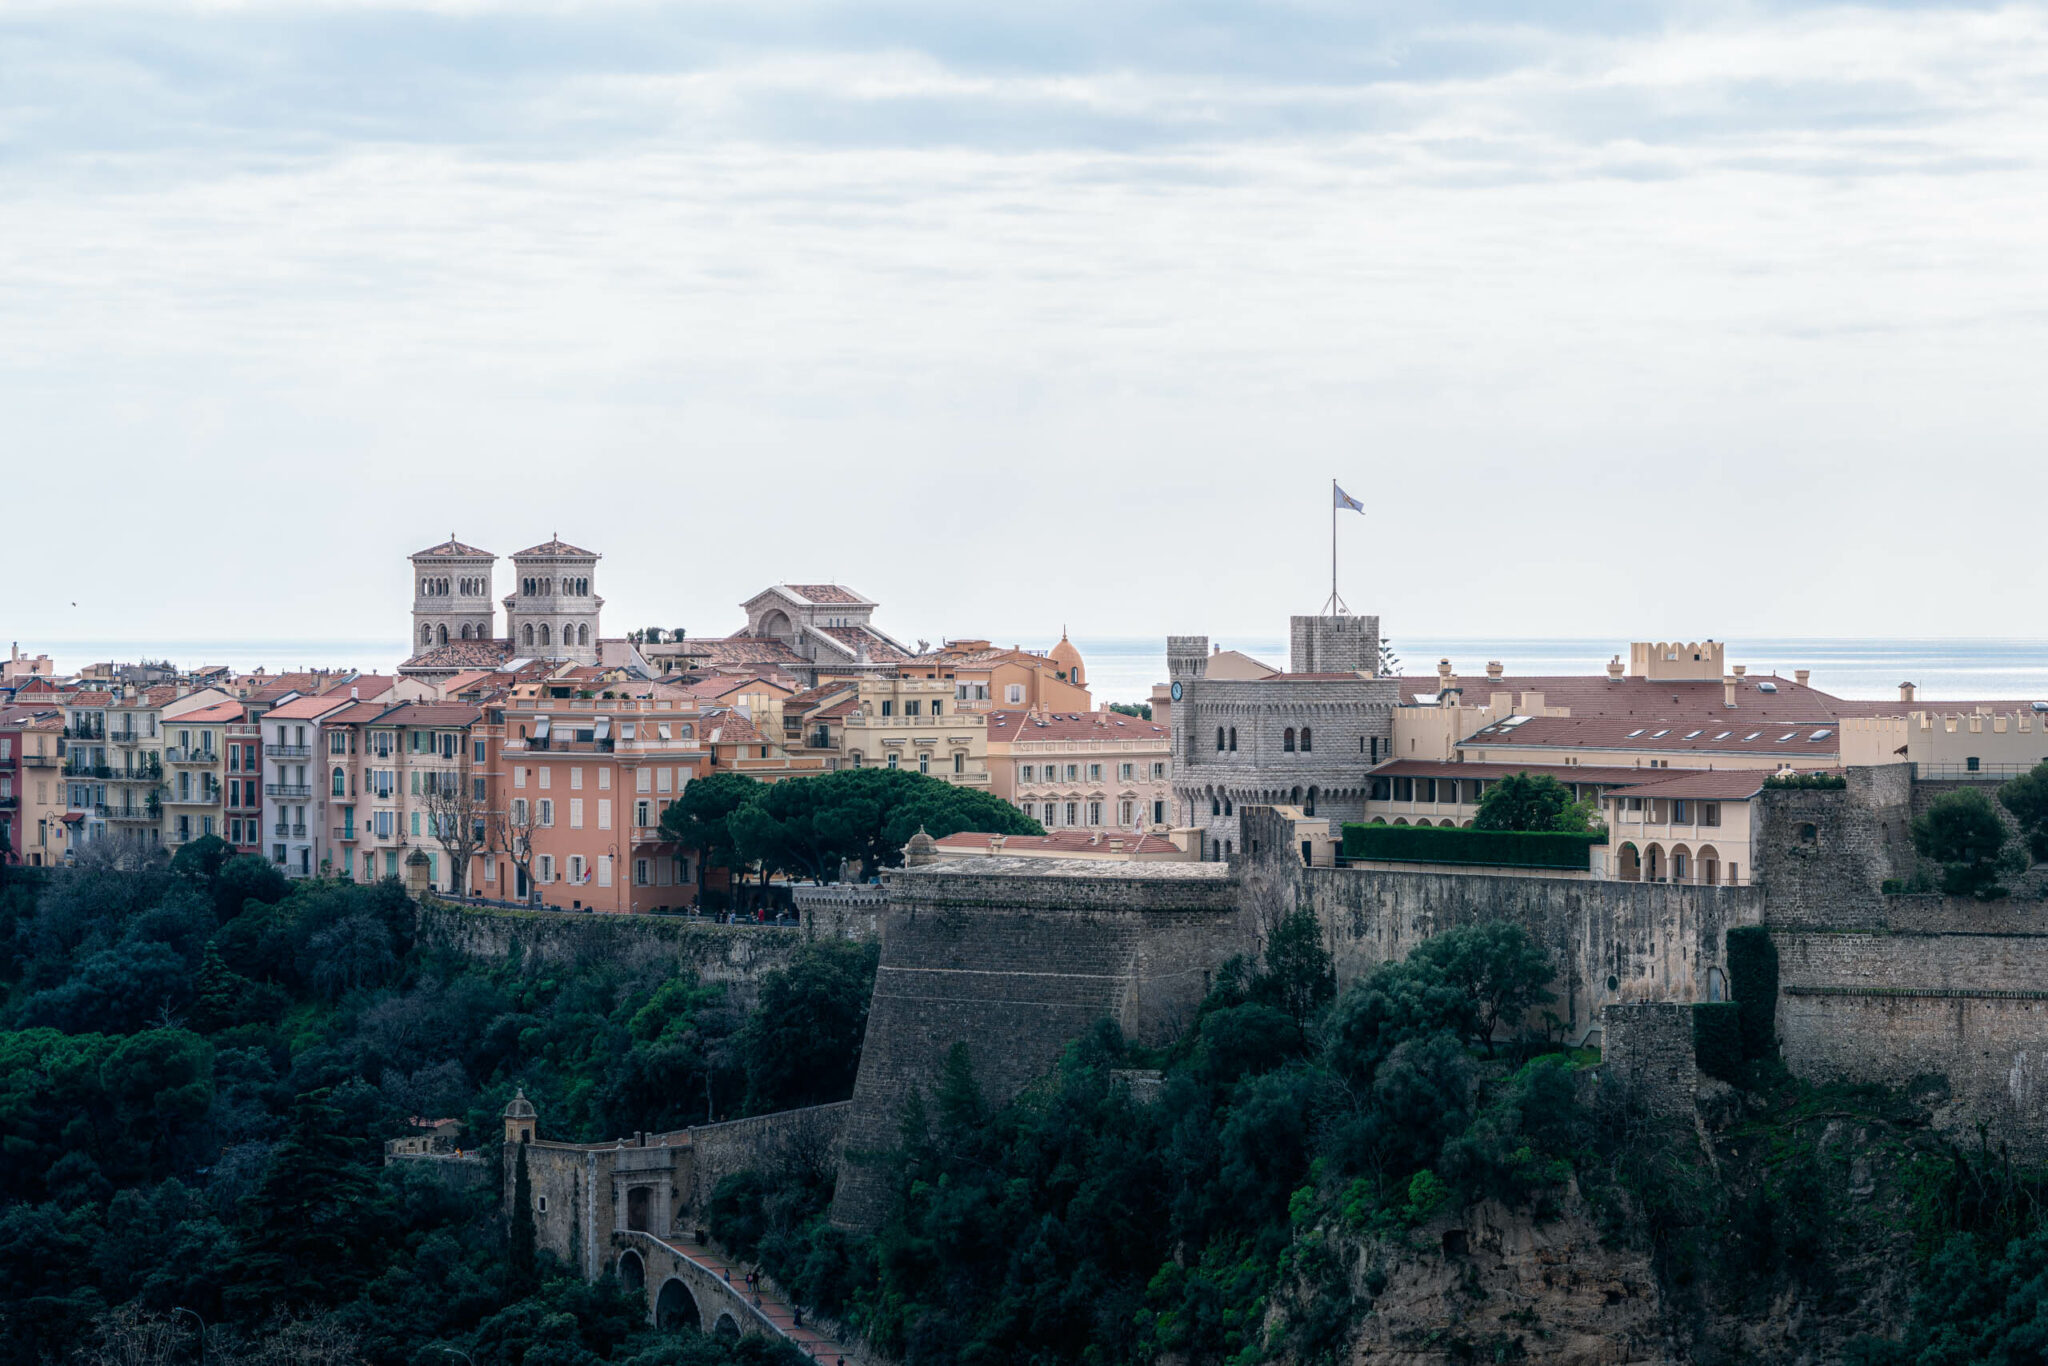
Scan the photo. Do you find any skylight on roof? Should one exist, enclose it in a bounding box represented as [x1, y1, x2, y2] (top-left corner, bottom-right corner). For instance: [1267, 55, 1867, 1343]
[1743, 732, 1762, 741]
[1684, 730, 1703, 739]
[1627, 728, 1646, 738]
[1757, 681, 1779, 693]
[1810, 729, 1832, 741]
[1651, 729, 1670, 738]
[1713, 731, 1731, 740]
[1778, 732, 1798, 742]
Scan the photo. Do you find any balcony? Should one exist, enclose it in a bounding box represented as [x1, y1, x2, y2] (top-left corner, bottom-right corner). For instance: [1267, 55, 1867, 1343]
[19, 753, 58, 768]
[65, 723, 104, 741]
[266, 744, 312, 759]
[274, 823, 309, 839]
[333, 826, 359, 842]
[108, 730, 145, 745]
[163, 747, 218, 766]
[107, 766, 163, 783]
[267, 783, 312, 799]
[103, 805, 160, 823]
[63, 763, 114, 779]
[163, 787, 221, 806]
[0, 795, 16, 810]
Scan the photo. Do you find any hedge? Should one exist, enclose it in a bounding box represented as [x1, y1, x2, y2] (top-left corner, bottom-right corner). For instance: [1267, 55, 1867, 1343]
[1341, 823, 1604, 870]
[1726, 926, 1779, 1060]
[1762, 772, 1846, 790]
[1692, 1002, 1744, 1083]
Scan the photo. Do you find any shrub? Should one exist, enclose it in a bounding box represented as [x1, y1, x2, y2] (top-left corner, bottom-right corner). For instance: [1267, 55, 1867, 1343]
[1692, 1002, 1744, 1083]
[1763, 773, 1847, 790]
[1341, 824, 1603, 870]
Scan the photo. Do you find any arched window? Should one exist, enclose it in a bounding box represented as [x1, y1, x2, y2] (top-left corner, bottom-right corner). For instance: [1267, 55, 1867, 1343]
[1283, 727, 1296, 752]
[1223, 797, 1233, 816]
[539, 624, 551, 647]
[437, 624, 449, 646]
[331, 767, 345, 797]
[578, 623, 589, 646]
[1228, 727, 1238, 751]
[522, 624, 535, 646]
[1306, 786, 1318, 816]
[1211, 796, 1221, 816]
[1216, 727, 1225, 752]
[459, 623, 472, 640]
[420, 624, 433, 645]
[1300, 727, 1312, 752]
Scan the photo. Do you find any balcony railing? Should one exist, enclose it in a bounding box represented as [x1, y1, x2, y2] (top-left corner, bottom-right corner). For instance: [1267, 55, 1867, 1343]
[0, 795, 16, 810]
[63, 763, 114, 779]
[163, 787, 221, 805]
[266, 744, 312, 759]
[163, 747, 218, 765]
[267, 783, 312, 799]
[19, 753, 59, 768]
[103, 805, 160, 822]
[274, 823, 309, 838]
[65, 724, 104, 741]
[333, 826, 359, 842]
[107, 766, 164, 783]
[108, 730, 145, 745]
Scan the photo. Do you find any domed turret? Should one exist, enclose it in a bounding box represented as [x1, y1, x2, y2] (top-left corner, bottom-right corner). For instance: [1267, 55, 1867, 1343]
[903, 827, 940, 867]
[503, 1088, 537, 1144]
[1049, 628, 1085, 687]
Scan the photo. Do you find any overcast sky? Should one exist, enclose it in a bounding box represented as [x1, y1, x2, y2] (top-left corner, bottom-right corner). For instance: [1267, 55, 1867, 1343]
[6, 0, 2047, 654]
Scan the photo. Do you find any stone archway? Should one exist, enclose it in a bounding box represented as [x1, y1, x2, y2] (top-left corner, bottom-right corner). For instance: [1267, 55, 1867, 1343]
[713, 1312, 741, 1340]
[627, 1186, 653, 1232]
[758, 608, 794, 642]
[1616, 842, 1641, 881]
[1699, 844, 1721, 886]
[656, 1278, 702, 1332]
[618, 1250, 645, 1294]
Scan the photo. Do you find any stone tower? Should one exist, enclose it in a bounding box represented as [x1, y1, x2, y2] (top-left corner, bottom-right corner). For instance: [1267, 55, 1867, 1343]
[1289, 614, 1380, 676]
[504, 538, 602, 664]
[503, 1088, 536, 1144]
[410, 536, 496, 653]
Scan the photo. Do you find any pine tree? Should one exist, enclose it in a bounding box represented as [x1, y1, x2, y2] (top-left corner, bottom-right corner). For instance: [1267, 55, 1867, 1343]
[191, 943, 245, 1032]
[224, 1089, 386, 1316]
[509, 1137, 538, 1294]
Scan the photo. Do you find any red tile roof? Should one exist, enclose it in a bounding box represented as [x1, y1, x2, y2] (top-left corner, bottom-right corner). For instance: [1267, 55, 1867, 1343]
[783, 584, 867, 605]
[986, 709, 1169, 742]
[1417, 673, 1844, 724]
[413, 537, 494, 559]
[816, 626, 911, 662]
[1608, 770, 1771, 800]
[688, 637, 809, 667]
[264, 693, 362, 721]
[174, 701, 246, 724]
[402, 640, 516, 670]
[513, 538, 597, 559]
[1371, 759, 1667, 786]
[66, 691, 115, 707]
[703, 710, 768, 747]
[373, 702, 483, 727]
[1458, 715, 1840, 756]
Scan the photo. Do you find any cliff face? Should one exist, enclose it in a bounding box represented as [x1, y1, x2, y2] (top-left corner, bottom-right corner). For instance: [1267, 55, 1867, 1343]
[1330, 1086, 1933, 1366]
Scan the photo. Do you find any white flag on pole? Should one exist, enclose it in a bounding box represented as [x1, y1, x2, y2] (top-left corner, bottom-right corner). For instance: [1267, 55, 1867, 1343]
[1333, 483, 1365, 513]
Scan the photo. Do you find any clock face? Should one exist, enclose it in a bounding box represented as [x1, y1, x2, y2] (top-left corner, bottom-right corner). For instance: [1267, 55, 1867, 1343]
[1170, 681, 1183, 702]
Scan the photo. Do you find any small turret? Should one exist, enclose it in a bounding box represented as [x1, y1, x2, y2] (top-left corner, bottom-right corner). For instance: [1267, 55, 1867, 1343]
[903, 827, 940, 867]
[503, 1088, 537, 1145]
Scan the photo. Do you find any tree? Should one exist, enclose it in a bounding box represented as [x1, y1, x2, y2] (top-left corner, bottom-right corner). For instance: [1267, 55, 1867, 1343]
[168, 834, 232, 883]
[212, 853, 289, 922]
[1108, 702, 1152, 720]
[509, 1138, 537, 1295]
[1913, 787, 2024, 898]
[1473, 772, 1596, 834]
[737, 939, 881, 1113]
[484, 802, 537, 902]
[1999, 760, 2048, 863]
[660, 772, 764, 892]
[225, 1090, 386, 1315]
[1254, 909, 1335, 1033]
[1405, 922, 1556, 1056]
[420, 770, 486, 896]
[732, 768, 1042, 881]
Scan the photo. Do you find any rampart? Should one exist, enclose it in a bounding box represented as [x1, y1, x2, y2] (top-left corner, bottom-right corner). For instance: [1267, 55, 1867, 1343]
[415, 900, 833, 1005]
[829, 857, 1247, 1229]
[1240, 805, 1761, 1038]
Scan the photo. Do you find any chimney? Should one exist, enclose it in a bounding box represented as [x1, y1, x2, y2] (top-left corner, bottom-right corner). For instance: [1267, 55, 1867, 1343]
[1437, 658, 1453, 685]
[1795, 669, 1810, 687]
[1606, 656, 1624, 681]
[1723, 675, 1738, 708]
[1732, 665, 1746, 678]
[350, 686, 359, 700]
[1485, 661, 1504, 680]
[1899, 682, 1916, 704]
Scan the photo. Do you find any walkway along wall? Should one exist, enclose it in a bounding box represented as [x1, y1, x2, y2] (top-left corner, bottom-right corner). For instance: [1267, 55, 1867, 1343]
[829, 857, 1248, 1230]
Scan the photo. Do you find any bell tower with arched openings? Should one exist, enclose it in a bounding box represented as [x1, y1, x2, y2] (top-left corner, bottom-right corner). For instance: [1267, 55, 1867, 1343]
[504, 537, 602, 664]
[410, 536, 497, 653]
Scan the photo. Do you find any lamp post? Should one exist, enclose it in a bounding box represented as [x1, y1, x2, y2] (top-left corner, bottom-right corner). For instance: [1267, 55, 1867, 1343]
[430, 1347, 476, 1366]
[172, 1306, 204, 1364]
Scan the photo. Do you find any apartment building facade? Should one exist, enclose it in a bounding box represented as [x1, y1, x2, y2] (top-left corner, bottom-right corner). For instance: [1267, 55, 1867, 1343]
[986, 708, 1172, 831]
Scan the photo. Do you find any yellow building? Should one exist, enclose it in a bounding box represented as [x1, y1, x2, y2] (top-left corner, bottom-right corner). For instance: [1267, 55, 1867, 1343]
[901, 636, 1093, 713]
[1839, 698, 2048, 780]
[838, 678, 989, 785]
[2, 709, 69, 867]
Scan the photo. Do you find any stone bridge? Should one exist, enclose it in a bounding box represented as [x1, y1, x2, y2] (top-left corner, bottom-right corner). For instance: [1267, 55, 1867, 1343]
[614, 1229, 866, 1362]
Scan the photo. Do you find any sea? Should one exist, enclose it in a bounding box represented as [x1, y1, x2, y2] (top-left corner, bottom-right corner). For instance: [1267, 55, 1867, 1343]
[25, 636, 2048, 709]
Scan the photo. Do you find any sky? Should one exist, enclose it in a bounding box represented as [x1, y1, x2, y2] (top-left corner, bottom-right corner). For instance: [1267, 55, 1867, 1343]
[6, 0, 2048, 653]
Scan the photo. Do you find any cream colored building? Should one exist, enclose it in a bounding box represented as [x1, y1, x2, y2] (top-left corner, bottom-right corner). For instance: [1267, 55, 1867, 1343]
[1839, 701, 2048, 780]
[1599, 770, 1762, 886]
[838, 678, 989, 786]
[987, 707, 1172, 830]
[2, 710, 69, 867]
[160, 701, 242, 850]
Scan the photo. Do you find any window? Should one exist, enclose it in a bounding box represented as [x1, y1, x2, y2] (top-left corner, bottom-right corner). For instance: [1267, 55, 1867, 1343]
[597, 767, 610, 790]
[636, 799, 652, 826]
[1701, 802, 1721, 827]
[1299, 727, 1312, 752]
[1283, 727, 1296, 752]
[918, 753, 930, 775]
[539, 799, 554, 826]
[1152, 800, 1165, 824]
[1120, 763, 1133, 781]
[1065, 764, 1079, 781]
[569, 798, 584, 829]
[570, 766, 583, 790]
[1088, 801, 1103, 825]
[411, 812, 421, 836]
[1673, 800, 1689, 823]
[1120, 799, 1134, 825]
[473, 776, 487, 801]
[598, 799, 611, 830]
[931, 700, 941, 716]
[953, 751, 964, 774]
[539, 766, 551, 789]
[1088, 763, 1102, 781]
[568, 855, 585, 884]
[1022, 802, 1036, 821]
[332, 767, 345, 797]
[1393, 777, 1413, 801]
[1007, 684, 1024, 704]
[1211, 796, 1221, 816]
[1020, 765, 1034, 782]
[512, 797, 528, 824]
[906, 700, 920, 717]
[1228, 727, 1237, 751]
[881, 700, 894, 717]
[1217, 727, 1226, 751]
[538, 854, 554, 883]
[636, 858, 650, 886]
[1065, 802, 1079, 826]
[597, 855, 612, 887]
[887, 753, 898, 770]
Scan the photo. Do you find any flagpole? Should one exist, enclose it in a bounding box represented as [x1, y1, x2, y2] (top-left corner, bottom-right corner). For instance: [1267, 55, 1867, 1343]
[1331, 478, 1338, 616]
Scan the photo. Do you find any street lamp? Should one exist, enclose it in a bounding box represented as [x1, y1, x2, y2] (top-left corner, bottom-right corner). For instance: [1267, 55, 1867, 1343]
[430, 1346, 476, 1366]
[172, 1307, 204, 1364]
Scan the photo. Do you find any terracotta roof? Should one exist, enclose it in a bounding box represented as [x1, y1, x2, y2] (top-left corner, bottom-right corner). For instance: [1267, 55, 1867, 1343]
[782, 584, 867, 605]
[372, 702, 483, 727]
[1370, 759, 1668, 786]
[440, 670, 498, 694]
[703, 710, 768, 747]
[1416, 673, 1844, 724]
[1458, 715, 1841, 756]
[512, 538, 597, 559]
[401, 640, 516, 670]
[413, 537, 494, 559]
[987, 709, 1168, 742]
[784, 683, 860, 712]
[932, 829, 1184, 857]
[816, 625, 910, 662]
[264, 693, 361, 721]
[689, 637, 808, 667]
[66, 691, 115, 707]
[174, 701, 245, 724]
[812, 696, 862, 720]
[1607, 771, 1770, 801]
